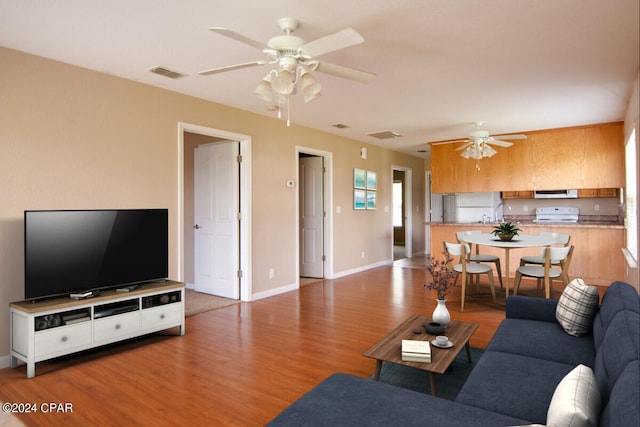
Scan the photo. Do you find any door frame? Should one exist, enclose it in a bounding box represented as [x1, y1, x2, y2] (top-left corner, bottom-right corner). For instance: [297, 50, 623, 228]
[391, 165, 412, 258]
[178, 122, 252, 301]
[425, 171, 432, 256]
[295, 146, 334, 283]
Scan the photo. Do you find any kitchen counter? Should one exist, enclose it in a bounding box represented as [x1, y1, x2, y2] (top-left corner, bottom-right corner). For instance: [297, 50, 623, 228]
[431, 221, 624, 229]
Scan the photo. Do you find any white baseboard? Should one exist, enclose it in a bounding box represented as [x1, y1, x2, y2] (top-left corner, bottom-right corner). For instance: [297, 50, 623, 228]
[251, 282, 298, 301]
[329, 259, 393, 279]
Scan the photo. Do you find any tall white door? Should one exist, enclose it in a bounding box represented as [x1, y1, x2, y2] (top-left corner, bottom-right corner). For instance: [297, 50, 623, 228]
[299, 156, 324, 278]
[194, 141, 239, 299]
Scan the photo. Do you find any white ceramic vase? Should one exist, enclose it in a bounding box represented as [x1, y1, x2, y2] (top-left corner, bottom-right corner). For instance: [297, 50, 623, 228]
[432, 299, 451, 327]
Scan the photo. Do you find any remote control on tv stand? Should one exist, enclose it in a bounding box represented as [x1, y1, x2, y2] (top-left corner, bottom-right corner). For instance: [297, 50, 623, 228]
[69, 290, 100, 300]
[116, 285, 140, 292]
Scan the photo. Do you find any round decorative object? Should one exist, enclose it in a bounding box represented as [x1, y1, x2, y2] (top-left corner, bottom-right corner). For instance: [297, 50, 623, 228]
[432, 299, 451, 327]
[424, 322, 445, 335]
[498, 233, 514, 241]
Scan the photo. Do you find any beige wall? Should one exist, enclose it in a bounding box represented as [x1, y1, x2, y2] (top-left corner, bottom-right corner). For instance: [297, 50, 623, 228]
[0, 47, 425, 359]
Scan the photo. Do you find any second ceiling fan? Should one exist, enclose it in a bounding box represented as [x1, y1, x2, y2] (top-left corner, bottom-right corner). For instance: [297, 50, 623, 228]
[433, 121, 526, 160]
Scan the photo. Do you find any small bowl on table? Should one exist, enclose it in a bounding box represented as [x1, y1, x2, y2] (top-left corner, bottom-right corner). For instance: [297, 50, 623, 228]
[424, 322, 445, 335]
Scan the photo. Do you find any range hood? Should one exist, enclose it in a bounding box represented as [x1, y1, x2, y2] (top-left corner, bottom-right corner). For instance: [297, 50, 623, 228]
[534, 189, 578, 199]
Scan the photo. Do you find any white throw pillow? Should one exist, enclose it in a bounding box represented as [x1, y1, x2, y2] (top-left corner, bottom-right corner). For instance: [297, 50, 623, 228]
[556, 278, 599, 336]
[547, 364, 601, 427]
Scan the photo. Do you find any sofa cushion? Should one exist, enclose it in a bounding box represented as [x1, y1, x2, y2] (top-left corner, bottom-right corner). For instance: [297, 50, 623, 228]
[266, 373, 530, 427]
[555, 278, 599, 336]
[599, 360, 640, 427]
[456, 350, 574, 424]
[592, 281, 640, 349]
[486, 318, 595, 367]
[593, 310, 640, 405]
[506, 295, 558, 322]
[546, 364, 600, 427]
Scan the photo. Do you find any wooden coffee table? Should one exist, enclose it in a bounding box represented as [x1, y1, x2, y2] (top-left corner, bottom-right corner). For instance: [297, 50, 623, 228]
[363, 314, 479, 396]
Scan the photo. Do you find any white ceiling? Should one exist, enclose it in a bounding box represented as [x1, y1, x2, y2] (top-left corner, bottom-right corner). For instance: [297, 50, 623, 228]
[1, 0, 638, 158]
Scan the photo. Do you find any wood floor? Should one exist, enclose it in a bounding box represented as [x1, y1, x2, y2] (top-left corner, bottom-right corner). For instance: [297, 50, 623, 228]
[0, 259, 581, 426]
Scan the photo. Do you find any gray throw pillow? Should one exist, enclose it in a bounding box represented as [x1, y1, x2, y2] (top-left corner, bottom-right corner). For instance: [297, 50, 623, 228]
[556, 278, 599, 336]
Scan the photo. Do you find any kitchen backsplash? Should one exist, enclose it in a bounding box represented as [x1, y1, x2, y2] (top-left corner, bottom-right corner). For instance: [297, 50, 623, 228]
[507, 214, 621, 224]
[503, 197, 620, 216]
[503, 197, 622, 224]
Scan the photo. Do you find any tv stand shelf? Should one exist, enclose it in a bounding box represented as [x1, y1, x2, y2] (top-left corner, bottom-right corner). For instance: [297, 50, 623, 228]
[9, 280, 185, 378]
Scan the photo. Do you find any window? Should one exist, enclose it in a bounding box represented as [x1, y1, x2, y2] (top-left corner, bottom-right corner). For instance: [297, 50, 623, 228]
[624, 128, 637, 265]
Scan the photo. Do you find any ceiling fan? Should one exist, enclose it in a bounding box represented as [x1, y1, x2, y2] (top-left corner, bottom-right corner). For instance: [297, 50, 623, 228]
[432, 121, 526, 160]
[198, 17, 376, 108]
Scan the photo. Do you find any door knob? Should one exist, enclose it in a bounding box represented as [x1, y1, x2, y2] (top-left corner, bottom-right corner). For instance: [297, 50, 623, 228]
[193, 224, 201, 229]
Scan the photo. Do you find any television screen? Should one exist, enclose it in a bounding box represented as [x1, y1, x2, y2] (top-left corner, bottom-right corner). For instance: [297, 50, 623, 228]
[24, 209, 168, 299]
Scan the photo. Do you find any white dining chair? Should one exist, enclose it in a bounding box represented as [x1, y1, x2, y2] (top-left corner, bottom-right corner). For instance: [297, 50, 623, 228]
[443, 241, 497, 312]
[513, 245, 574, 298]
[457, 230, 504, 289]
[519, 232, 571, 268]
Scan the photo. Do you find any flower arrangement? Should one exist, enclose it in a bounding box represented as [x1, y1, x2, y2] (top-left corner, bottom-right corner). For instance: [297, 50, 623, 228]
[424, 256, 457, 300]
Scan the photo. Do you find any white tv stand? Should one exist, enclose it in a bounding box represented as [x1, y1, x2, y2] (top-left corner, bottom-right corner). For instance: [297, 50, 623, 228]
[10, 280, 185, 378]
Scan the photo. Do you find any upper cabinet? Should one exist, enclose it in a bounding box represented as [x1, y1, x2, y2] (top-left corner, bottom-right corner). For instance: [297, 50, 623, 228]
[502, 191, 534, 199]
[431, 123, 624, 194]
[578, 188, 618, 198]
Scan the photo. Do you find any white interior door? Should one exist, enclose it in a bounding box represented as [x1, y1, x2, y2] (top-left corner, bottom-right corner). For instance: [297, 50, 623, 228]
[194, 141, 239, 299]
[299, 156, 324, 278]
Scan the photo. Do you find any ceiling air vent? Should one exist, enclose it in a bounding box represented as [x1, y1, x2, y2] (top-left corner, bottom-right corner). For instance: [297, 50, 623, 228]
[366, 130, 402, 140]
[147, 66, 187, 79]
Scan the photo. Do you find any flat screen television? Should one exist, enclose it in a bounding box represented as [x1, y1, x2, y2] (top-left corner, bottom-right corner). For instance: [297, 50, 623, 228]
[24, 209, 169, 300]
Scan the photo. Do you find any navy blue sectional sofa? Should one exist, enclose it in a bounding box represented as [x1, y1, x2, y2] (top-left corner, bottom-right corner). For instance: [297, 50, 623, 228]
[268, 281, 639, 426]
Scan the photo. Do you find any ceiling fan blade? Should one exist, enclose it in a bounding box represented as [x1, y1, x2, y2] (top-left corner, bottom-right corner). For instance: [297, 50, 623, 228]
[486, 139, 514, 147]
[313, 61, 376, 83]
[493, 134, 526, 140]
[431, 139, 469, 146]
[198, 61, 265, 76]
[207, 27, 268, 50]
[455, 142, 475, 151]
[300, 28, 364, 57]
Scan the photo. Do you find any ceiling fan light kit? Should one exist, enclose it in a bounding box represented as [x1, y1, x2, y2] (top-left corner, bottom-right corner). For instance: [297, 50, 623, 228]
[200, 17, 375, 126]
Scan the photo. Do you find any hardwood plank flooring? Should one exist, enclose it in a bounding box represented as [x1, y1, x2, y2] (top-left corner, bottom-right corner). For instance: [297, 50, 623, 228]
[0, 262, 602, 426]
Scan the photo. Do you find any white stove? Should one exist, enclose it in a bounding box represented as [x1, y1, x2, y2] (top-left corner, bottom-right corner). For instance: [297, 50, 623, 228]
[535, 207, 579, 223]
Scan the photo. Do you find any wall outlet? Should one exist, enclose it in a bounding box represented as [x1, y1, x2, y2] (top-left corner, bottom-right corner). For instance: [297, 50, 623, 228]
[269, 268, 275, 279]
[361, 251, 365, 259]
[523, 205, 529, 212]
[594, 204, 600, 212]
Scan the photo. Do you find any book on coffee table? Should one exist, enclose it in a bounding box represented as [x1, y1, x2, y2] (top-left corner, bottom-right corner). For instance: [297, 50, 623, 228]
[401, 339, 431, 363]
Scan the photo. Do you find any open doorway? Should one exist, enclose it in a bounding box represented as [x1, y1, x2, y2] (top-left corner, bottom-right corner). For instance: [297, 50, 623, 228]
[392, 166, 412, 260]
[296, 146, 333, 285]
[299, 153, 324, 279]
[178, 123, 252, 302]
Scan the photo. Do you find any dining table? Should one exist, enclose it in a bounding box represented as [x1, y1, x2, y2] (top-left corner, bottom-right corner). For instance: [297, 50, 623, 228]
[458, 232, 557, 299]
